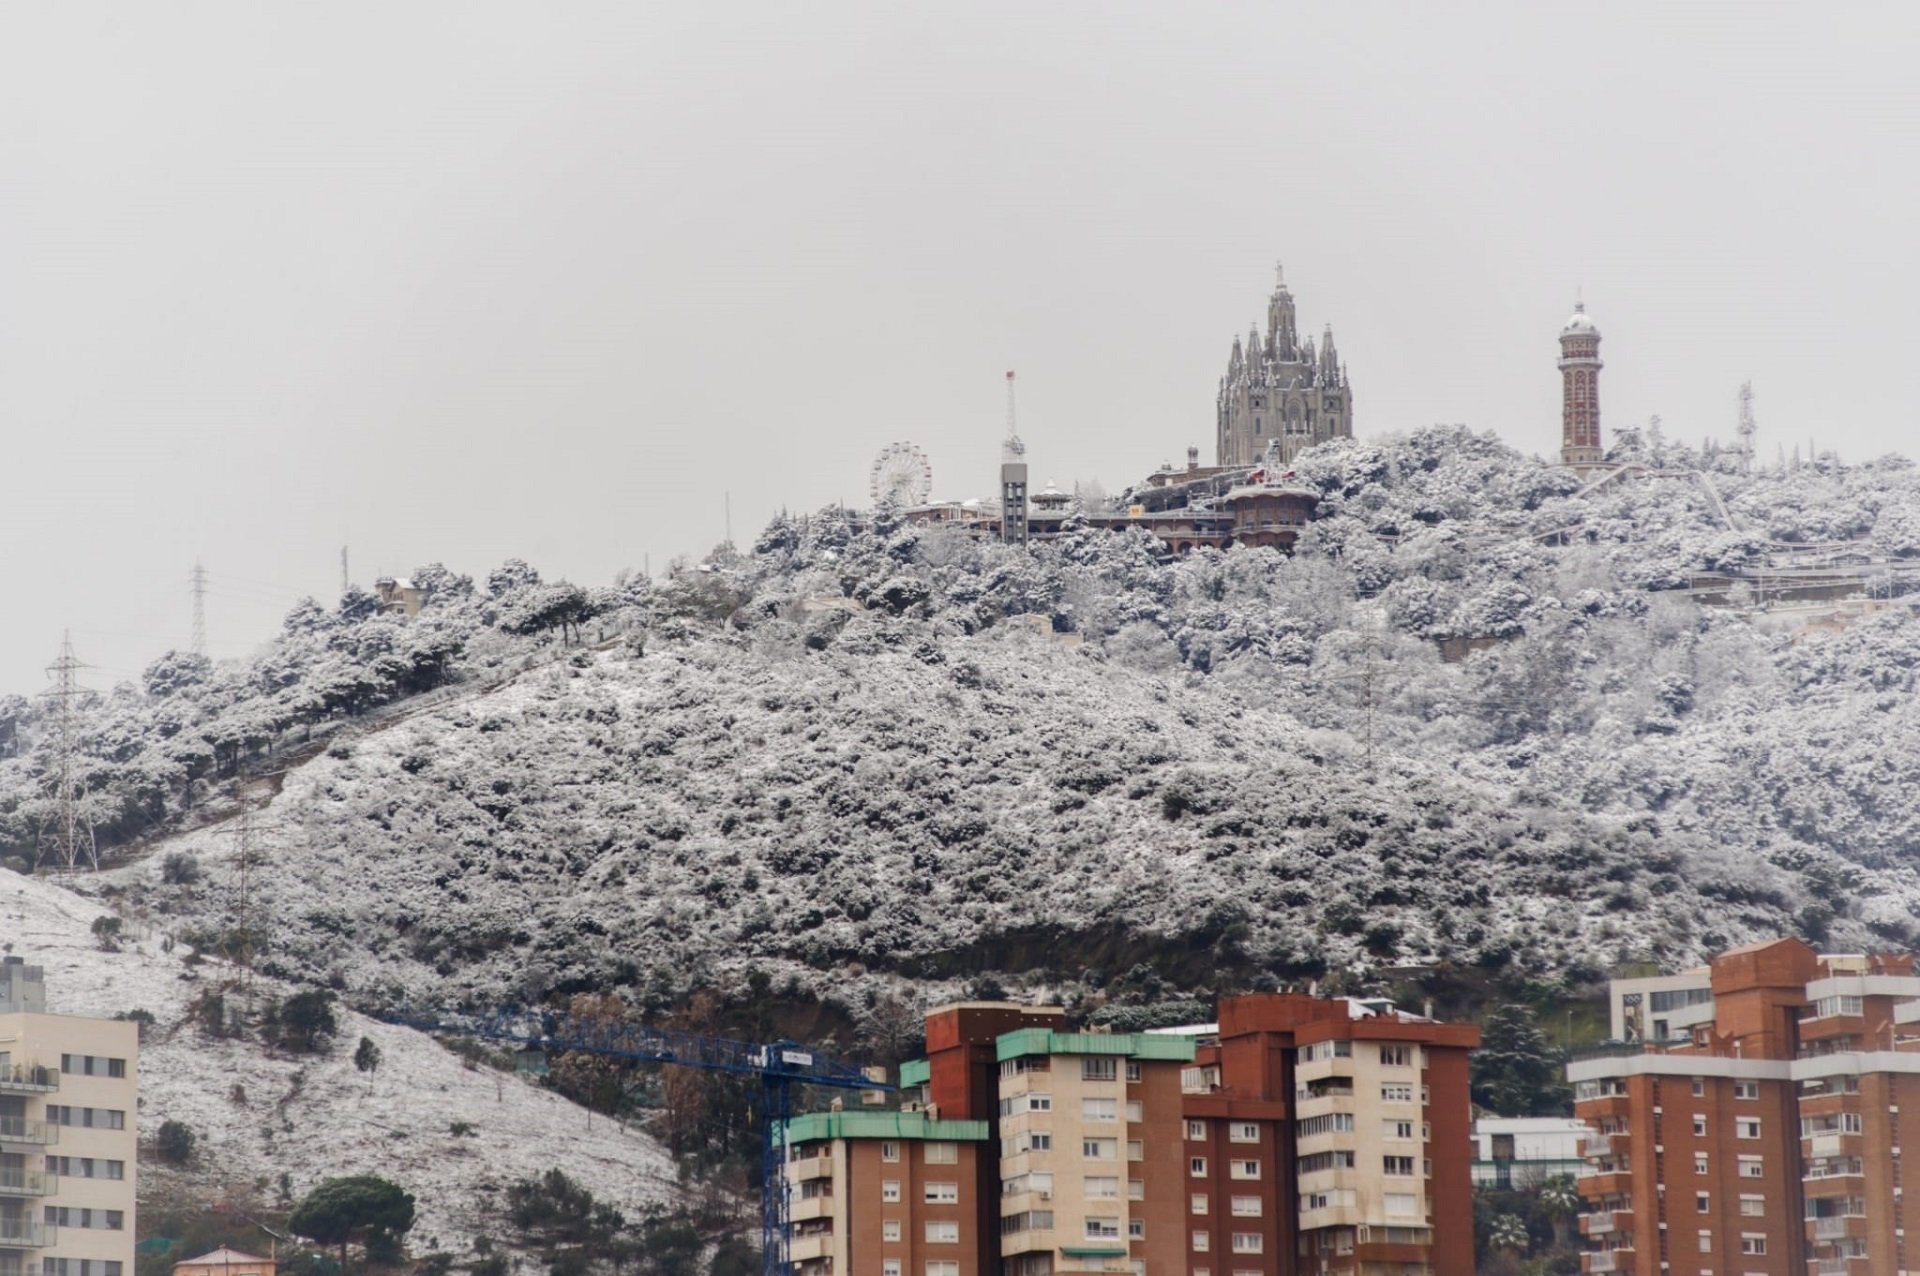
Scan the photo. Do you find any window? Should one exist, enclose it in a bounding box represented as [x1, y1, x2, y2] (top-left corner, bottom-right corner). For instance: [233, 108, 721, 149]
[1384, 1120, 1415, 1141]
[883, 1220, 901, 1242]
[1230, 1196, 1261, 1217]
[1082, 1138, 1117, 1160]
[1128, 1178, 1143, 1200]
[1381, 1083, 1413, 1103]
[924, 1182, 958, 1204]
[926, 1142, 958, 1164]
[1736, 1117, 1761, 1140]
[1741, 1235, 1767, 1256]
[57, 1055, 125, 1079]
[43, 1108, 124, 1130]
[1738, 1156, 1763, 1179]
[1691, 1077, 1706, 1097]
[881, 1181, 901, 1203]
[1692, 1115, 1707, 1137]
[1385, 1193, 1417, 1216]
[1082, 1057, 1118, 1082]
[1127, 1140, 1144, 1162]
[1082, 1098, 1117, 1122]
[1192, 1232, 1211, 1253]
[881, 1141, 900, 1162]
[1191, 1193, 1209, 1215]
[1186, 1120, 1206, 1141]
[925, 1220, 959, 1244]
[41, 1158, 123, 1180]
[1084, 1218, 1120, 1240]
[1695, 1153, 1709, 1175]
[1696, 1192, 1709, 1214]
[1083, 1176, 1120, 1200]
[1698, 1231, 1712, 1254]
[1190, 1156, 1208, 1176]
[1296, 1114, 1355, 1137]
[1127, 1219, 1145, 1240]
[1231, 1234, 1263, 1254]
[1383, 1156, 1415, 1176]
[1739, 1195, 1764, 1217]
[1029, 1132, 1052, 1152]
[40, 1209, 124, 1230]
[926, 1263, 959, 1276]
[1230, 1122, 1259, 1143]
[1733, 1081, 1759, 1100]
[37, 1265, 122, 1276]
[884, 1262, 902, 1276]
[1124, 1059, 1141, 1082]
[1125, 1101, 1143, 1123]
[1378, 1045, 1411, 1067]
[1230, 1160, 1261, 1181]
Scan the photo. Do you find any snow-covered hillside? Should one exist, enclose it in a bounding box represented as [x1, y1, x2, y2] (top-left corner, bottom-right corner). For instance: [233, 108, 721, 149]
[1, 868, 675, 1250]
[7, 425, 1920, 1038]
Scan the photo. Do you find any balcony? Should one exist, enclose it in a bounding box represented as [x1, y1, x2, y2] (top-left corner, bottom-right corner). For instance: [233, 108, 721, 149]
[1580, 1209, 1629, 1238]
[1000, 1229, 1056, 1259]
[784, 1154, 833, 1183]
[0, 1119, 54, 1148]
[1581, 1133, 1617, 1159]
[0, 1067, 57, 1095]
[1582, 1248, 1632, 1274]
[1809, 1216, 1867, 1242]
[0, 1171, 55, 1198]
[0, 1219, 55, 1247]
[789, 1192, 832, 1223]
[786, 1232, 834, 1264]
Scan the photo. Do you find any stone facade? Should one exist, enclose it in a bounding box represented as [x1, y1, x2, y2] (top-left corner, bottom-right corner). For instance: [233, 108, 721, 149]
[1216, 266, 1352, 467]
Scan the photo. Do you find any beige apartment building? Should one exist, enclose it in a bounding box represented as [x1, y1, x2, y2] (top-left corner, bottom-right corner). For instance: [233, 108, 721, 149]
[0, 957, 138, 1276]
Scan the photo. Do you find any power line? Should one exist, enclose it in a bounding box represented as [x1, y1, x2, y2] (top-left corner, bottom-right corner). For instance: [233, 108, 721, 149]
[40, 632, 97, 872]
[190, 560, 207, 658]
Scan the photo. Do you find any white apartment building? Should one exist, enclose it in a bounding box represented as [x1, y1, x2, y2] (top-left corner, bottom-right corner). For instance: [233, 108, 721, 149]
[0, 958, 138, 1276]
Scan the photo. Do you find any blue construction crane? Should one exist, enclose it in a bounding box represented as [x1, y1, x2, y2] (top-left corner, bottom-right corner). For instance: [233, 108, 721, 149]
[389, 1008, 891, 1276]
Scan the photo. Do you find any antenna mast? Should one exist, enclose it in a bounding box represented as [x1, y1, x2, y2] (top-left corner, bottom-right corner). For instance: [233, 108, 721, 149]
[1004, 370, 1024, 457]
[190, 560, 208, 657]
[1736, 382, 1757, 475]
[41, 632, 97, 871]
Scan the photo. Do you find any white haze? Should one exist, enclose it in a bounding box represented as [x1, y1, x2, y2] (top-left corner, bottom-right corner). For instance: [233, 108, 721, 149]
[2, 0, 1916, 689]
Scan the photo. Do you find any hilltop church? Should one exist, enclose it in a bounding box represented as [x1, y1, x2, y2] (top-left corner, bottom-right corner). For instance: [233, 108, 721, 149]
[1215, 266, 1353, 466]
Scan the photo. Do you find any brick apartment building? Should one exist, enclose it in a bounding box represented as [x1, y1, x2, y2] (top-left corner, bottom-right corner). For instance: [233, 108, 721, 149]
[781, 994, 1479, 1276]
[0, 957, 139, 1276]
[1570, 937, 1920, 1274]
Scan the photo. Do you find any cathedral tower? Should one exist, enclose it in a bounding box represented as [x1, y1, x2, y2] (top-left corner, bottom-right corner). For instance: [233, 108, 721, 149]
[1216, 264, 1351, 467]
[1558, 301, 1603, 467]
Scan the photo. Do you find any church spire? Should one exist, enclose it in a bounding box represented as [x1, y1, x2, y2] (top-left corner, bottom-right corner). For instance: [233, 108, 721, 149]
[1267, 265, 1298, 360]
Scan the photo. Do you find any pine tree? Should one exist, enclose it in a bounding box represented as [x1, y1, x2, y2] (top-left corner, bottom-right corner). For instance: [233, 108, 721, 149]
[1471, 1003, 1565, 1116]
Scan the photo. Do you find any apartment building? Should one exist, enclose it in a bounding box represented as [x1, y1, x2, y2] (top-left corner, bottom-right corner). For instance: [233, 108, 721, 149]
[783, 1110, 992, 1276]
[995, 1026, 1194, 1276]
[1570, 937, 1920, 1275]
[0, 957, 139, 1276]
[788, 993, 1480, 1276]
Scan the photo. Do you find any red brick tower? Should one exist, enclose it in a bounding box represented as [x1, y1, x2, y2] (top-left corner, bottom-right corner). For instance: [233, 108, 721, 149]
[1559, 300, 1604, 467]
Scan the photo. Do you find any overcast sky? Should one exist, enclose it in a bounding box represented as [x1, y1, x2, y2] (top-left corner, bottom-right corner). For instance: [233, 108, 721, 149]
[2, 2, 1916, 691]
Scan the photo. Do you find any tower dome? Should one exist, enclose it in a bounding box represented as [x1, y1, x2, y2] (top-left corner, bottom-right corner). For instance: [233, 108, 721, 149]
[1560, 301, 1601, 339]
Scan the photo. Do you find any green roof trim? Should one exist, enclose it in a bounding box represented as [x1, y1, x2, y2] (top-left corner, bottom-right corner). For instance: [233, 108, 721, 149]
[994, 1027, 1197, 1063]
[899, 1058, 929, 1088]
[1061, 1247, 1128, 1257]
[781, 1110, 989, 1144]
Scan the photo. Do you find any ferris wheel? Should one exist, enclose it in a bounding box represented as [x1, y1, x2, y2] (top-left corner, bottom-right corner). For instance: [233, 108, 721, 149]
[869, 442, 934, 507]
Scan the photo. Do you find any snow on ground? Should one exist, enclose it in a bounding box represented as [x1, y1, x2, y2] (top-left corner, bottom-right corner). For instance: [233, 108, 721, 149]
[0, 867, 677, 1252]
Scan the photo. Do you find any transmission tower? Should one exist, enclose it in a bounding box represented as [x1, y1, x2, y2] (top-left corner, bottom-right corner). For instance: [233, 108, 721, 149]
[190, 560, 208, 657]
[1736, 382, 1757, 475]
[40, 632, 97, 871]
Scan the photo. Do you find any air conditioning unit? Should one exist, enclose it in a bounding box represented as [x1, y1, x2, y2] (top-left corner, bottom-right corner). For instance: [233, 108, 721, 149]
[1039, 1189, 1052, 1200]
